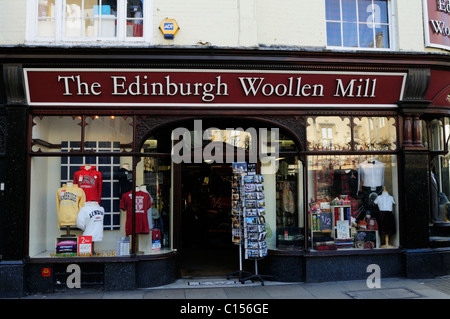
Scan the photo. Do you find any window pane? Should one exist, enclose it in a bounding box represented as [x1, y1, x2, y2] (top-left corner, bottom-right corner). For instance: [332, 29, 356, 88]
[307, 117, 351, 151]
[136, 156, 172, 252]
[326, 22, 342, 46]
[84, 116, 133, 152]
[66, 0, 83, 37]
[37, 0, 56, 37]
[359, 23, 374, 47]
[342, 0, 356, 22]
[127, 0, 144, 37]
[90, 1, 117, 38]
[375, 25, 389, 48]
[343, 22, 358, 47]
[354, 117, 397, 151]
[358, 0, 373, 23]
[32, 116, 82, 152]
[374, 0, 389, 24]
[66, 0, 118, 38]
[272, 157, 304, 251]
[326, 0, 341, 20]
[429, 118, 450, 246]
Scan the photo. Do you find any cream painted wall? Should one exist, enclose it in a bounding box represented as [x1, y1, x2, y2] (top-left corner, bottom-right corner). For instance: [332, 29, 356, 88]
[0, 0, 27, 45]
[1, 0, 448, 54]
[255, 0, 326, 48]
[395, 0, 426, 51]
[153, 0, 241, 47]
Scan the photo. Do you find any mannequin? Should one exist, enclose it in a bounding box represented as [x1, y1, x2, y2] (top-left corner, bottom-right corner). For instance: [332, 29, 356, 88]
[118, 163, 133, 197]
[73, 165, 103, 204]
[357, 158, 385, 220]
[120, 186, 152, 253]
[374, 187, 396, 248]
[56, 182, 86, 236]
[76, 201, 105, 242]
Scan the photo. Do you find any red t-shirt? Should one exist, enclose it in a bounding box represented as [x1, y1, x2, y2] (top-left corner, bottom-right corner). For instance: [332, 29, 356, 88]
[120, 190, 152, 236]
[73, 165, 103, 204]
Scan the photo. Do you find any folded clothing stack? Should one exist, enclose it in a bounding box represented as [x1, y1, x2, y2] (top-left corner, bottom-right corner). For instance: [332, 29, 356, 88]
[334, 238, 353, 248]
[56, 240, 77, 254]
[314, 240, 336, 250]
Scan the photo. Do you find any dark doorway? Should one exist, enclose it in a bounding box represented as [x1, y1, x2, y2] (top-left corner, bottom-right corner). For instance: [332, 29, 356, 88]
[180, 163, 238, 277]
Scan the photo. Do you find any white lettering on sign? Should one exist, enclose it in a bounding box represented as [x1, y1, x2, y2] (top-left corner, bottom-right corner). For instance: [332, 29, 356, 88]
[238, 77, 324, 98]
[428, 0, 450, 39]
[334, 78, 376, 98]
[58, 75, 102, 96]
[55, 74, 384, 101]
[430, 19, 450, 37]
[438, 0, 450, 13]
[111, 75, 229, 102]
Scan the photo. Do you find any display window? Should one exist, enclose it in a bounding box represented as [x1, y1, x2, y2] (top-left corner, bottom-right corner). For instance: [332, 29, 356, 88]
[306, 116, 399, 251]
[427, 117, 450, 245]
[28, 115, 172, 258]
[271, 156, 304, 251]
[307, 154, 399, 250]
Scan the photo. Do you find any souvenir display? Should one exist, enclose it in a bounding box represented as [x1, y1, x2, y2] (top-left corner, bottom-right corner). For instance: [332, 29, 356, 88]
[231, 162, 267, 259]
[308, 156, 397, 250]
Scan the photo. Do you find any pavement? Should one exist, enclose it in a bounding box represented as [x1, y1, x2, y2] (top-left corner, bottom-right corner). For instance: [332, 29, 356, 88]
[18, 275, 450, 300]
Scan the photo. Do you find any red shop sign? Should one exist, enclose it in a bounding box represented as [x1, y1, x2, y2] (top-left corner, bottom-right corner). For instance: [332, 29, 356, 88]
[24, 69, 407, 108]
[423, 0, 450, 51]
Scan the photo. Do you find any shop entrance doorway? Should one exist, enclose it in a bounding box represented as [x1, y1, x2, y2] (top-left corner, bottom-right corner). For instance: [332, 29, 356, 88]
[180, 162, 238, 277]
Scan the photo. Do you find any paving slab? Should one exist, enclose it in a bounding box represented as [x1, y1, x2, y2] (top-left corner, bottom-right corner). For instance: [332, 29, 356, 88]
[223, 286, 272, 299]
[184, 287, 229, 299]
[143, 288, 186, 299]
[345, 287, 421, 299]
[262, 284, 316, 299]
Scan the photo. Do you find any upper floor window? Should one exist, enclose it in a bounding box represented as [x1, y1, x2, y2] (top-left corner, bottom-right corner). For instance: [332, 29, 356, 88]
[27, 0, 151, 44]
[325, 0, 391, 49]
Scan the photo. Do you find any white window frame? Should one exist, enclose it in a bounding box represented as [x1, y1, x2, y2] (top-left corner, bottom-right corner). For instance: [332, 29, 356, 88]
[325, 0, 395, 51]
[26, 0, 153, 45]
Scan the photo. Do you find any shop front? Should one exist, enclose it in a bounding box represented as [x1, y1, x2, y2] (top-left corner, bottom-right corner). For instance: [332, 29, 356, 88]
[0, 48, 449, 296]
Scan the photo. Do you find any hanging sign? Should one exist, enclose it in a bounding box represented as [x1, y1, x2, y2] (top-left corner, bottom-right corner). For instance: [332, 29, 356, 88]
[423, 0, 450, 51]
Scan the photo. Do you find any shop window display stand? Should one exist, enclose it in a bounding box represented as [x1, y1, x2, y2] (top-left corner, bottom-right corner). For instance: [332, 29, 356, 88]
[227, 165, 272, 286]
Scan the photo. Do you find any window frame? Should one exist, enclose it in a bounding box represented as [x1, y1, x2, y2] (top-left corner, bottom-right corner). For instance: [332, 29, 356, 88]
[26, 0, 153, 45]
[325, 0, 395, 51]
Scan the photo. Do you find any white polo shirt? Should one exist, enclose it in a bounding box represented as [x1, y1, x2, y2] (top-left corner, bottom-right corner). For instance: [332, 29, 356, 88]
[374, 192, 395, 212]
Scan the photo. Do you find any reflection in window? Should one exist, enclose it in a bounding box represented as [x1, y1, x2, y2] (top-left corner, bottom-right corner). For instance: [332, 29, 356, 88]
[37, 0, 56, 37]
[65, 0, 118, 38]
[326, 0, 390, 49]
[307, 117, 351, 151]
[354, 117, 396, 151]
[273, 157, 304, 251]
[126, 0, 143, 37]
[84, 116, 133, 152]
[32, 116, 82, 152]
[429, 118, 450, 230]
[135, 156, 172, 252]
